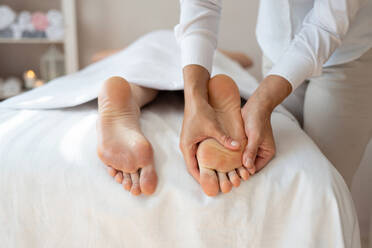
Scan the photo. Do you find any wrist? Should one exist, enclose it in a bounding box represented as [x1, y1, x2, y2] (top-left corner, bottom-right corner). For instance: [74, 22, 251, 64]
[250, 75, 292, 111]
[183, 64, 210, 102]
[184, 83, 208, 103]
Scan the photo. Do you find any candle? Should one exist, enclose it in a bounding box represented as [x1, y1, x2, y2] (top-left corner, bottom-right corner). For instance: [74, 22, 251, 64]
[23, 70, 36, 89]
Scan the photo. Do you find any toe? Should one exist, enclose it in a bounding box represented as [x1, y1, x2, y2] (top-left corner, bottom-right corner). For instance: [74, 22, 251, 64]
[140, 165, 158, 195]
[115, 171, 123, 183]
[218, 172, 232, 193]
[237, 167, 250, 181]
[228, 170, 241, 187]
[130, 172, 141, 196]
[122, 173, 132, 191]
[200, 167, 219, 196]
[107, 166, 117, 177]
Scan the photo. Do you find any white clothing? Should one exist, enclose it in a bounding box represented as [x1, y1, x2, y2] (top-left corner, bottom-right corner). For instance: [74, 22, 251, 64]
[174, 0, 372, 90]
[262, 49, 372, 187]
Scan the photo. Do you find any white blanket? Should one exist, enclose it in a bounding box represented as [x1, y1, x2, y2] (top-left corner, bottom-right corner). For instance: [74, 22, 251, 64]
[0, 30, 360, 247]
[0, 30, 293, 120]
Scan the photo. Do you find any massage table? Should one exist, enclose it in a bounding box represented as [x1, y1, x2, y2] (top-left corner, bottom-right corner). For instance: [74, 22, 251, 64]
[0, 30, 360, 247]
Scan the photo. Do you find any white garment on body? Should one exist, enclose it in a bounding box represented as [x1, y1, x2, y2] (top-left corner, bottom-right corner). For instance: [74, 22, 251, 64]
[174, 0, 372, 90]
[262, 49, 372, 188]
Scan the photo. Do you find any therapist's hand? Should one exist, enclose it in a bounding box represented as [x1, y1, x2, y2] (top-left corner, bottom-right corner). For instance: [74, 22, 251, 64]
[241, 75, 292, 173]
[180, 65, 241, 182]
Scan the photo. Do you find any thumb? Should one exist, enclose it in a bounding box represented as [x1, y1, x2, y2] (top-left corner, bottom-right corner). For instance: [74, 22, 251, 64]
[243, 136, 259, 174]
[210, 124, 240, 150]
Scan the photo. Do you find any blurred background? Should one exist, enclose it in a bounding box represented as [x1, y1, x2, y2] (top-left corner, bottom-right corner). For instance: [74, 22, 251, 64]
[0, 0, 262, 81]
[0, 0, 370, 246]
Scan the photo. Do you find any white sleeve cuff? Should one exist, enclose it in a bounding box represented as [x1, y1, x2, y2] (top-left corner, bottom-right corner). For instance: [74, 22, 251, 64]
[180, 34, 216, 75]
[267, 51, 316, 90]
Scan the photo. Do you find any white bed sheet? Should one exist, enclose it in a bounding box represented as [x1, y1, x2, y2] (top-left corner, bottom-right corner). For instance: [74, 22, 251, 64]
[0, 30, 360, 247]
[0, 94, 359, 247]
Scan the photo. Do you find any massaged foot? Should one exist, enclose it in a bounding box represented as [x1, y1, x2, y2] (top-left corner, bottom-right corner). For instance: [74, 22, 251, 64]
[97, 76, 157, 195]
[196, 75, 249, 196]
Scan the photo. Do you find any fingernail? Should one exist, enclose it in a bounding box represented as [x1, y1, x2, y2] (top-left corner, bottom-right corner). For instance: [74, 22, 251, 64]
[231, 140, 239, 147]
[245, 157, 254, 168]
[242, 153, 247, 165]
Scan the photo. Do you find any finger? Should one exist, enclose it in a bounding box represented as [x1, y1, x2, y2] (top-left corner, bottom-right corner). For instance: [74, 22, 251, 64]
[242, 136, 259, 174]
[181, 143, 200, 183]
[255, 149, 275, 172]
[210, 125, 240, 151]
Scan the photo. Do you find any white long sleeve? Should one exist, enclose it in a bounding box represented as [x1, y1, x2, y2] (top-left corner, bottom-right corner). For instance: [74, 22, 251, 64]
[174, 0, 222, 74]
[267, 0, 364, 90]
[175, 0, 371, 90]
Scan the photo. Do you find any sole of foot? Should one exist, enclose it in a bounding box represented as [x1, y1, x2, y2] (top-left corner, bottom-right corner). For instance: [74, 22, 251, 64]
[197, 74, 249, 196]
[97, 76, 158, 196]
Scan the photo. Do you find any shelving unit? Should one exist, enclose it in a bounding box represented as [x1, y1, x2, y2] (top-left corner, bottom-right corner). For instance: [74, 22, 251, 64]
[0, 0, 79, 74]
[0, 38, 63, 44]
[61, 0, 78, 74]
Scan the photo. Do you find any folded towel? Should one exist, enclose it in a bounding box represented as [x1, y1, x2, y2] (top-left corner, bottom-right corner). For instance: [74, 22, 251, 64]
[10, 23, 23, 39]
[31, 12, 49, 31]
[46, 26, 64, 40]
[47, 10, 63, 28]
[0, 5, 16, 30]
[17, 11, 34, 32]
[0, 77, 22, 98]
[18, 11, 31, 26]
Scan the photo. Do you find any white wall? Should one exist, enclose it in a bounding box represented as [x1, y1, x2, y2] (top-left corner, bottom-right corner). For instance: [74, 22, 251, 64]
[75, 0, 262, 80]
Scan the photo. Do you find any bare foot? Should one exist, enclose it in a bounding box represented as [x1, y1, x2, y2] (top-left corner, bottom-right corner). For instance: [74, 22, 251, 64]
[219, 49, 253, 68]
[97, 76, 157, 195]
[196, 74, 250, 196]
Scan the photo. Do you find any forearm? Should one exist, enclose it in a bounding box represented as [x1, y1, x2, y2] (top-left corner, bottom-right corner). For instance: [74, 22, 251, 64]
[176, 0, 222, 104]
[247, 75, 292, 113]
[183, 64, 210, 103]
